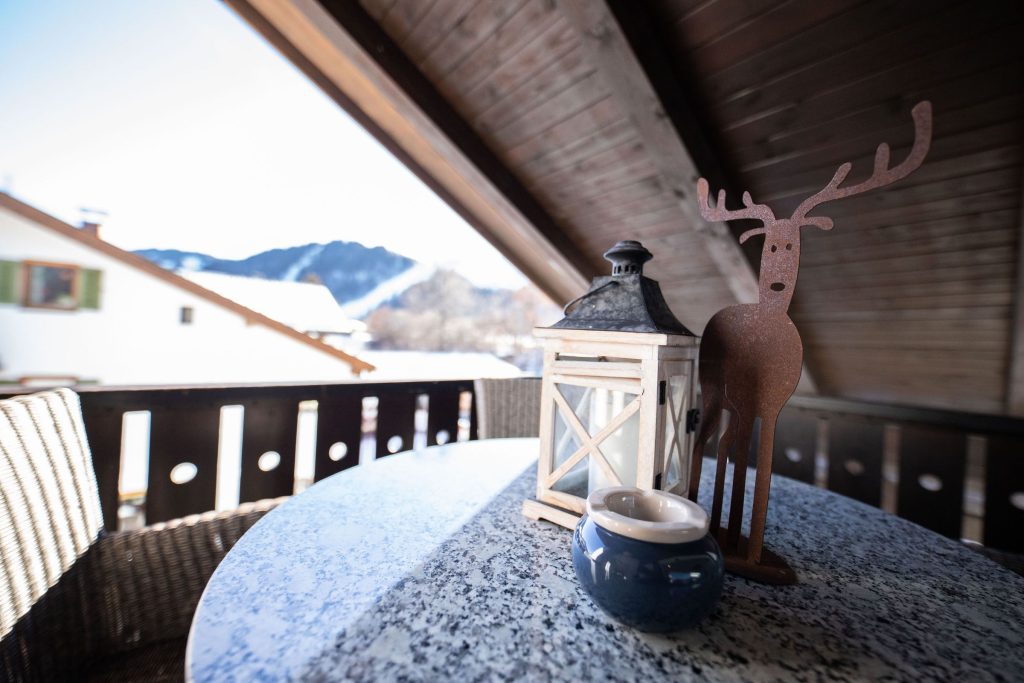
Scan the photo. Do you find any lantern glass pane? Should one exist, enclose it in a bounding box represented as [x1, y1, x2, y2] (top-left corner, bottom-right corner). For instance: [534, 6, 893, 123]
[588, 390, 639, 491]
[662, 373, 691, 491]
[551, 384, 590, 498]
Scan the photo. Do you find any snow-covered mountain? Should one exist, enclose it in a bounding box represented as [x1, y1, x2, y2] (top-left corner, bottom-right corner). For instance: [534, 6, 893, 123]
[135, 241, 416, 306]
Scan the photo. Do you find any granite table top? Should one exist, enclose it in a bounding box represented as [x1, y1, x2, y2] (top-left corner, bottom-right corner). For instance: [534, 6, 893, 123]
[187, 437, 1024, 682]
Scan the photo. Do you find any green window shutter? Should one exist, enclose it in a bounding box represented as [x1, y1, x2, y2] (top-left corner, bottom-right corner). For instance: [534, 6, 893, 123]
[0, 260, 20, 304]
[79, 269, 102, 309]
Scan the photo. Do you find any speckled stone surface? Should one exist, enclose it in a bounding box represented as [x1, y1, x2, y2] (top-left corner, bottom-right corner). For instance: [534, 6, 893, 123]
[189, 438, 1024, 682]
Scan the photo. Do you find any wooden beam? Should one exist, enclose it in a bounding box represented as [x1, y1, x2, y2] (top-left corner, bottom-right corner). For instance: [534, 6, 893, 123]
[555, 0, 758, 306]
[1005, 180, 1024, 415]
[555, 0, 817, 395]
[223, 0, 593, 305]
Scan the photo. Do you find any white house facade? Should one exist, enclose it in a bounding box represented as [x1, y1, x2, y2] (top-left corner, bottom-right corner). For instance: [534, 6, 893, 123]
[0, 193, 371, 386]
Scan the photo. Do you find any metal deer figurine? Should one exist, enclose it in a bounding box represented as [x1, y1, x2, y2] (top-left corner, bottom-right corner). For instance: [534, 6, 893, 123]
[688, 101, 933, 584]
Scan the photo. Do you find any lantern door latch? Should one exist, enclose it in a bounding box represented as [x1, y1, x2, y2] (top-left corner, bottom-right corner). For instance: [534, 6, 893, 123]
[685, 408, 700, 433]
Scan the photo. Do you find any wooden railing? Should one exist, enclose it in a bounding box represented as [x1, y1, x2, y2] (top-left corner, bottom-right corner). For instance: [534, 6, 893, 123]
[1, 382, 1021, 554]
[2, 380, 476, 530]
[767, 396, 1024, 553]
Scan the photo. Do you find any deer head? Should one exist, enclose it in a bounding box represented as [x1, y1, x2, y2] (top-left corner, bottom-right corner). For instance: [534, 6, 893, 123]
[697, 101, 932, 312]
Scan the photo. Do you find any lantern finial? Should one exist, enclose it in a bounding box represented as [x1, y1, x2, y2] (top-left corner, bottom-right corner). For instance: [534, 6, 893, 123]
[604, 240, 652, 276]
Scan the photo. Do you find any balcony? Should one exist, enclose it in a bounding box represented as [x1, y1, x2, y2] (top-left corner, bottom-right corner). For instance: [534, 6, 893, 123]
[2, 380, 1020, 557]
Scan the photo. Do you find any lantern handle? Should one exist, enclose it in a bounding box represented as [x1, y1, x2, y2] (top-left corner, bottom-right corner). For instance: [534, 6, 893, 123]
[562, 280, 620, 315]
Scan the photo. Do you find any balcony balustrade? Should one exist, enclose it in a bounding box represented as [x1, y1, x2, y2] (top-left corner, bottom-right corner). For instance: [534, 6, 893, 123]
[1, 381, 1021, 555]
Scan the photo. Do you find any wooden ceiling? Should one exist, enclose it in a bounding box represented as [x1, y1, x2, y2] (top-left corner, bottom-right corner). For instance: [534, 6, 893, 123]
[230, 0, 1023, 414]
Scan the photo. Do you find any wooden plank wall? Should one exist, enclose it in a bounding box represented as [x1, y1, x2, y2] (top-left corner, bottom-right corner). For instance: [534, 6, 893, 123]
[355, 0, 1022, 413]
[652, 0, 1024, 412]
[358, 0, 742, 332]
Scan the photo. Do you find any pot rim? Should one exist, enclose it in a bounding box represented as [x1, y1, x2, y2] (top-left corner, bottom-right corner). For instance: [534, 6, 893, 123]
[586, 487, 709, 544]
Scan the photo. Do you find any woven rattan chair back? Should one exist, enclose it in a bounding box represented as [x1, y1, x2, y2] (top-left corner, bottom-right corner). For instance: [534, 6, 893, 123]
[473, 378, 542, 440]
[0, 388, 103, 639]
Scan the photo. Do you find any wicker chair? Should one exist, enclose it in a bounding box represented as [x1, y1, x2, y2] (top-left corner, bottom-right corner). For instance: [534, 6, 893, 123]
[0, 389, 279, 681]
[473, 377, 542, 440]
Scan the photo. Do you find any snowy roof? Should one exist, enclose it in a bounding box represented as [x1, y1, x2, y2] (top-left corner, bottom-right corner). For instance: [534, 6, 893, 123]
[181, 270, 365, 335]
[358, 351, 522, 381]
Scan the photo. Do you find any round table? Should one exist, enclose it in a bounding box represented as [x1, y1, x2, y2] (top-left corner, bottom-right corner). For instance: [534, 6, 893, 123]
[187, 438, 1024, 682]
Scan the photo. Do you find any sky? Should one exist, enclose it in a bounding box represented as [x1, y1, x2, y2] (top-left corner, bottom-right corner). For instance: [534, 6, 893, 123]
[0, 0, 527, 289]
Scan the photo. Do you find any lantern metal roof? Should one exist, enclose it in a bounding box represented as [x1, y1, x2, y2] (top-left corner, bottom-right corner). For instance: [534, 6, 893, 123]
[549, 241, 693, 336]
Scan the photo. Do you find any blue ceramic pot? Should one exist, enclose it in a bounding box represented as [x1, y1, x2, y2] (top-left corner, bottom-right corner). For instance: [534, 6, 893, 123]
[572, 487, 723, 632]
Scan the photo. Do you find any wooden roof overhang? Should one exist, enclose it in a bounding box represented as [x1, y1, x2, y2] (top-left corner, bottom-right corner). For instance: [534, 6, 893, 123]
[227, 0, 1023, 414]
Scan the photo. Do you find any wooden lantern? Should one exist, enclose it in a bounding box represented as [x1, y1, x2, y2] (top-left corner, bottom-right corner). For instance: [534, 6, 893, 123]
[522, 241, 699, 530]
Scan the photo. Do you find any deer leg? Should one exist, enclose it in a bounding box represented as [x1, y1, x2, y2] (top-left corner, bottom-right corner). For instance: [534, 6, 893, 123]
[688, 398, 720, 502]
[748, 411, 779, 563]
[726, 414, 754, 552]
[709, 410, 733, 536]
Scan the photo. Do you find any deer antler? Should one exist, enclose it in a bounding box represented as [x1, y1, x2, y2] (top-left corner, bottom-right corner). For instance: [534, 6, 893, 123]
[792, 101, 932, 229]
[697, 178, 777, 243]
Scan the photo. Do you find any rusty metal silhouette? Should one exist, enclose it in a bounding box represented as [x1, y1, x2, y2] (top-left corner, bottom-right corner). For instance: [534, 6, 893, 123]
[688, 101, 933, 584]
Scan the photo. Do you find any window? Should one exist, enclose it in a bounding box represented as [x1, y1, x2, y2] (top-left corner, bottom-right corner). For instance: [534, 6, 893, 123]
[180, 306, 194, 324]
[0, 260, 101, 310]
[23, 261, 79, 309]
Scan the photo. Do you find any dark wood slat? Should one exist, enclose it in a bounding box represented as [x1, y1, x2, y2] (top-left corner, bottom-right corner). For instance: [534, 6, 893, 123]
[753, 165, 1018, 225]
[401, 0, 477, 64]
[1006, 159, 1024, 415]
[797, 289, 1014, 314]
[772, 408, 817, 484]
[984, 435, 1024, 552]
[360, 0, 398, 22]
[801, 333, 1007, 354]
[418, 0, 527, 80]
[757, 143, 1021, 204]
[715, 9, 1021, 130]
[896, 426, 967, 538]
[473, 45, 591, 135]
[797, 261, 1017, 294]
[816, 376, 1000, 403]
[520, 120, 638, 181]
[793, 303, 1012, 324]
[376, 0, 437, 46]
[375, 391, 419, 456]
[487, 71, 610, 150]
[427, 387, 461, 447]
[737, 105, 1021, 178]
[738, 90, 1021, 190]
[700, 0, 957, 102]
[79, 399, 125, 531]
[505, 96, 622, 167]
[239, 398, 299, 503]
[797, 273, 1015, 303]
[550, 174, 666, 216]
[469, 389, 479, 441]
[817, 366, 1005, 388]
[463, 18, 578, 123]
[559, 188, 678, 226]
[762, 146, 1020, 218]
[827, 417, 884, 507]
[801, 223, 1016, 268]
[671, 0, 779, 51]
[686, 0, 865, 75]
[438, 0, 565, 95]
[146, 401, 220, 524]
[314, 393, 364, 482]
[537, 150, 661, 203]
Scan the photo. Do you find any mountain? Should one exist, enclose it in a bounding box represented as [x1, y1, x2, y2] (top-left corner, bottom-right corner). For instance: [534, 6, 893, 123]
[136, 241, 416, 305]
